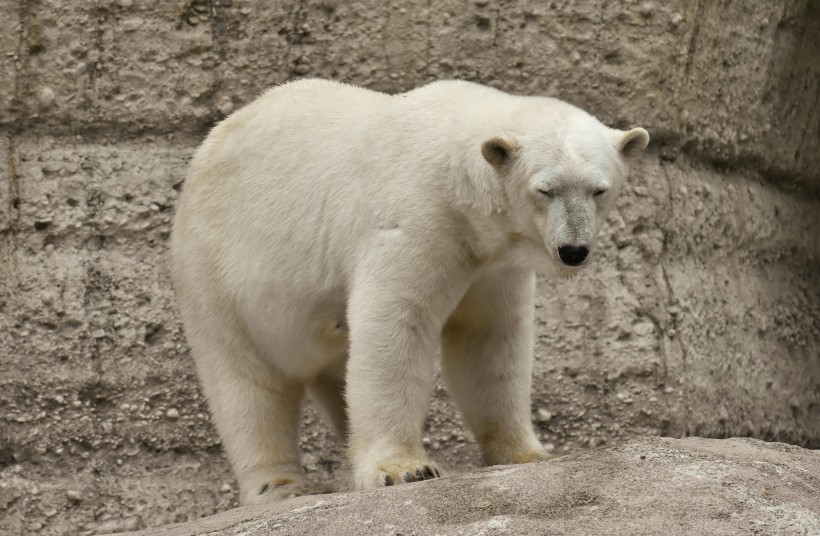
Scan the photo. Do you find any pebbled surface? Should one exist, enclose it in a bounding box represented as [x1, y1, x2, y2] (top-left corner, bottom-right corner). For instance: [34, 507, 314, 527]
[0, 1, 818, 534]
[121, 437, 820, 536]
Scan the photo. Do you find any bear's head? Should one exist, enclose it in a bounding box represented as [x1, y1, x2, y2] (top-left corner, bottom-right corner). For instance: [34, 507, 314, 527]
[480, 108, 649, 276]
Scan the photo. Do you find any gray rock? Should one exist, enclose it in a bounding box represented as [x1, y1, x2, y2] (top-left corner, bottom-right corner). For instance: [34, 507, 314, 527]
[121, 438, 820, 536]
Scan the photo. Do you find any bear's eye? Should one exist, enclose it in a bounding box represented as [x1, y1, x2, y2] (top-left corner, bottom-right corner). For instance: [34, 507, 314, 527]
[537, 189, 554, 198]
[593, 188, 608, 197]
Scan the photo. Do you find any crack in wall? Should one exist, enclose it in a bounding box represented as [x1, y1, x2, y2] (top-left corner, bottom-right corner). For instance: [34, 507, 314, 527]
[3, 138, 21, 292]
[659, 159, 690, 437]
[14, 0, 27, 120]
[4, 1, 26, 291]
[795, 79, 819, 167]
[0, 120, 212, 142]
[682, 0, 706, 83]
[88, 4, 106, 92]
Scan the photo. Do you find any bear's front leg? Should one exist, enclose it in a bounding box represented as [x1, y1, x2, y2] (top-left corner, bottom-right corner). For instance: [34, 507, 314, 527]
[345, 238, 472, 490]
[441, 266, 552, 466]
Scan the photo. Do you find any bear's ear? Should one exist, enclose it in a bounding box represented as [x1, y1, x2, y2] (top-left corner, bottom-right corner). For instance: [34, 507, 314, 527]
[617, 127, 650, 158]
[481, 137, 517, 168]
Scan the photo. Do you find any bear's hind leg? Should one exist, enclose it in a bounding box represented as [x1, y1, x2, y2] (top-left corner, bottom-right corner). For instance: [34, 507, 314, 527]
[307, 368, 349, 440]
[185, 321, 330, 504]
[441, 266, 552, 466]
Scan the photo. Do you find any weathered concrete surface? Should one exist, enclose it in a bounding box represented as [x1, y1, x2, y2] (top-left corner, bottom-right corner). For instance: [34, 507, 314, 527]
[1, 1, 819, 535]
[6, 1, 819, 186]
[122, 437, 820, 536]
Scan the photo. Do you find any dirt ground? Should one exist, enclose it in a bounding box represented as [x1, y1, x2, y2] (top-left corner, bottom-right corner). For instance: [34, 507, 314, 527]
[0, 1, 818, 534]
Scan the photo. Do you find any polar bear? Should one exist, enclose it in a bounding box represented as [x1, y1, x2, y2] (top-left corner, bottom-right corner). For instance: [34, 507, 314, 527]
[170, 79, 648, 504]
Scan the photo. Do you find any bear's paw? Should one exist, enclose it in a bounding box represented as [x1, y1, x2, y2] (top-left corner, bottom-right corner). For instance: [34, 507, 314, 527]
[247, 477, 333, 504]
[359, 459, 443, 490]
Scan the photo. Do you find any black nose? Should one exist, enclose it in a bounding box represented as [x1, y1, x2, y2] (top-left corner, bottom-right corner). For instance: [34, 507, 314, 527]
[558, 245, 589, 266]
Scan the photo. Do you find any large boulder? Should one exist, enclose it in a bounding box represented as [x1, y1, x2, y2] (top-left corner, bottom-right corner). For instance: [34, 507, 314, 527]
[124, 437, 820, 536]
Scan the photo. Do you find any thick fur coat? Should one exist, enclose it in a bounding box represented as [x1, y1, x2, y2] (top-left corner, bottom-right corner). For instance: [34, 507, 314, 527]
[170, 79, 649, 503]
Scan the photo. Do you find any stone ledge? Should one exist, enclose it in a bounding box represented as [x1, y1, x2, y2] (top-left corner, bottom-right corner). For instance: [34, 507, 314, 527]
[122, 437, 820, 536]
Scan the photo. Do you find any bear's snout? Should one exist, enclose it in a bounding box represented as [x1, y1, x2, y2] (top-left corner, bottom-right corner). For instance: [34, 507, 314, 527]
[557, 245, 589, 266]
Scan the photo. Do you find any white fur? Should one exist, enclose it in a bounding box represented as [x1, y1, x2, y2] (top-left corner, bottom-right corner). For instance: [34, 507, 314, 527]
[170, 79, 648, 503]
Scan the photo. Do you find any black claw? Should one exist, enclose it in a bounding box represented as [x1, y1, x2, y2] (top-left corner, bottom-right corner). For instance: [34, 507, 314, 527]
[423, 466, 436, 479]
[383, 475, 394, 486]
[415, 469, 425, 481]
[433, 468, 441, 478]
[258, 483, 270, 495]
[402, 472, 414, 483]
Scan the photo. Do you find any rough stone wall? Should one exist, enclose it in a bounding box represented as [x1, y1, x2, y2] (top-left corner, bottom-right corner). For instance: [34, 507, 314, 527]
[0, 1, 818, 535]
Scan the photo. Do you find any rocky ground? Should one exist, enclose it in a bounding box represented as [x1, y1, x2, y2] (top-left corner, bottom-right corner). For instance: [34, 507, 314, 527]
[124, 437, 820, 536]
[1, 1, 818, 535]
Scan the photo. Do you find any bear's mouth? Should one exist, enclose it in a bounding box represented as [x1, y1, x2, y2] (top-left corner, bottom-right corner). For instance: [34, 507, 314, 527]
[553, 263, 582, 280]
[549, 253, 587, 279]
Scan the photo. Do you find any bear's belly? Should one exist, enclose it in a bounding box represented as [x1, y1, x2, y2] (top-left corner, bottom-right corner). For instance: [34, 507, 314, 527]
[237, 283, 349, 381]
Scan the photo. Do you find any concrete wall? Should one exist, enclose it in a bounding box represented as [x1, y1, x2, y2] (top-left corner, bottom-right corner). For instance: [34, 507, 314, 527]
[1, 1, 818, 534]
